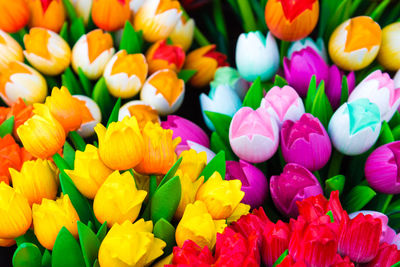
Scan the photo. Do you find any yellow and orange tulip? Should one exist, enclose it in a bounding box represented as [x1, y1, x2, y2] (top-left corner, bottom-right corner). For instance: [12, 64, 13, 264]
[377, 22, 400, 71]
[118, 100, 160, 130]
[146, 39, 185, 74]
[28, 0, 66, 33]
[0, 0, 30, 33]
[0, 30, 24, 70]
[92, 0, 130, 31]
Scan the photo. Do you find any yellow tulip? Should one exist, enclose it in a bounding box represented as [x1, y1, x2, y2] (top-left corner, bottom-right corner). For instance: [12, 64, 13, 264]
[226, 203, 251, 224]
[10, 159, 58, 206]
[95, 116, 145, 170]
[174, 170, 204, 219]
[153, 253, 173, 267]
[118, 100, 160, 130]
[0, 29, 24, 70]
[93, 171, 147, 227]
[32, 194, 80, 250]
[23, 27, 71, 76]
[0, 182, 32, 239]
[175, 200, 226, 249]
[196, 171, 244, 220]
[98, 219, 166, 267]
[65, 144, 113, 199]
[28, 0, 66, 33]
[17, 104, 66, 159]
[377, 22, 400, 71]
[177, 149, 207, 181]
[169, 16, 195, 51]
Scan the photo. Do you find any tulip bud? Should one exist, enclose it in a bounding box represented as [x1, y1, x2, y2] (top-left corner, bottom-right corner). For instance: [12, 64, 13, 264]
[18, 104, 66, 159]
[71, 0, 92, 25]
[0, 182, 32, 239]
[118, 100, 160, 130]
[200, 85, 242, 131]
[184, 44, 229, 87]
[225, 160, 268, 208]
[260, 85, 305, 128]
[270, 163, 323, 217]
[99, 220, 166, 266]
[169, 16, 195, 51]
[134, 0, 182, 42]
[329, 16, 381, 71]
[32, 195, 80, 250]
[325, 65, 355, 110]
[28, 0, 65, 32]
[288, 37, 328, 62]
[146, 40, 185, 74]
[377, 22, 400, 71]
[262, 220, 291, 267]
[365, 243, 400, 267]
[94, 171, 147, 227]
[210, 67, 250, 100]
[0, 30, 23, 70]
[328, 99, 381, 155]
[72, 29, 115, 80]
[229, 107, 279, 163]
[185, 141, 215, 163]
[95, 116, 145, 170]
[104, 50, 148, 99]
[264, 0, 319, 41]
[135, 122, 180, 175]
[174, 170, 204, 219]
[177, 149, 207, 181]
[72, 95, 102, 138]
[91, 0, 130, 31]
[0, 61, 47, 106]
[0, 0, 29, 33]
[140, 69, 185, 115]
[235, 31, 279, 82]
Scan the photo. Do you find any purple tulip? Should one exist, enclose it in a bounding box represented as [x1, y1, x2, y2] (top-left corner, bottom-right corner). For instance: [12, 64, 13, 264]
[270, 163, 323, 218]
[365, 141, 400, 194]
[325, 65, 355, 110]
[161, 115, 210, 155]
[225, 160, 268, 208]
[280, 113, 332, 171]
[283, 47, 329, 97]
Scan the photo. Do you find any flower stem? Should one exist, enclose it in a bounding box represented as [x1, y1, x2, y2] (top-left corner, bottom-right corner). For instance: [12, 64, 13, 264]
[380, 194, 393, 214]
[194, 27, 210, 47]
[327, 150, 344, 178]
[237, 0, 257, 32]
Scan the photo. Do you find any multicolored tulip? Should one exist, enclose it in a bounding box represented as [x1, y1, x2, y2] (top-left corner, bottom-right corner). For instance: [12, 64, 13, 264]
[72, 29, 115, 80]
[0, 0, 30, 33]
[262, 220, 291, 267]
[325, 65, 355, 110]
[270, 163, 323, 217]
[146, 40, 185, 74]
[0, 61, 47, 106]
[140, 69, 185, 115]
[72, 95, 102, 138]
[235, 31, 279, 82]
[229, 107, 279, 163]
[210, 67, 250, 100]
[133, 0, 182, 42]
[378, 22, 400, 71]
[287, 37, 327, 62]
[28, 0, 65, 32]
[264, 0, 319, 41]
[184, 44, 229, 87]
[185, 140, 215, 163]
[328, 99, 381, 155]
[118, 100, 160, 130]
[0, 30, 23, 70]
[32, 194, 80, 250]
[169, 16, 195, 51]
[91, 0, 130, 31]
[329, 16, 381, 71]
[71, 0, 92, 25]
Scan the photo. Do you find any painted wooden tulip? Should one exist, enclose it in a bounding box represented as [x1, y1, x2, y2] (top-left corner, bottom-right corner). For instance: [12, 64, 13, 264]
[210, 67, 250, 100]
[28, 0, 65, 32]
[0, 0, 29, 33]
[118, 100, 160, 130]
[287, 37, 327, 62]
[325, 65, 355, 110]
[73, 95, 102, 138]
[0, 30, 23, 70]
[91, 0, 130, 31]
[378, 22, 400, 71]
[169, 17, 195, 51]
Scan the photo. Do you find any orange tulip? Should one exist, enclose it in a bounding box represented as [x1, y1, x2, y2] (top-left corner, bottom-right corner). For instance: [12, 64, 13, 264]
[9, 98, 34, 139]
[91, 0, 131, 31]
[28, 0, 66, 32]
[265, 0, 319, 41]
[0, 0, 30, 33]
[0, 107, 9, 125]
[146, 40, 186, 74]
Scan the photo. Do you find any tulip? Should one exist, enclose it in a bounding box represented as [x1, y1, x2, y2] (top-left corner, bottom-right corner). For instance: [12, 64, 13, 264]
[175, 170, 204, 219]
[161, 115, 210, 155]
[0, 61, 47, 106]
[333, 255, 355, 267]
[18, 104, 65, 159]
[118, 100, 160, 130]
[134, 0, 182, 42]
[329, 16, 381, 71]
[287, 37, 327, 62]
[140, 69, 185, 115]
[99, 219, 166, 266]
[325, 65, 355, 110]
[0, 0, 29, 33]
[365, 243, 400, 267]
[71, 0, 92, 25]
[365, 141, 400, 194]
[169, 16, 194, 51]
[8, 98, 34, 139]
[177, 149, 207, 181]
[135, 122, 180, 175]
[28, 0, 65, 32]
[0, 30, 23, 70]
[270, 163, 323, 217]
[225, 160, 268, 208]
[348, 70, 400, 122]
[328, 99, 381, 155]
[146, 40, 185, 74]
[185, 141, 215, 163]
[103, 50, 148, 99]
[175, 200, 227, 249]
[95, 116, 144, 170]
[0, 182, 32, 239]
[264, 0, 319, 41]
[229, 107, 279, 163]
[130, 0, 144, 14]
[200, 85, 242, 131]
[91, 0, 130, 31]
[72, 95, 102, 138]
[171, 239, 215, 265]
[262, 221, 291, 267]
[210, 67, 250, 100]
[377, 22, 400, 71]
[260, 85, 305, 128]
[72, 29, 115, 80]
[65, 145, 113, 199]
[93, 171, 147, 227]
[284, 47, 329, 97]
[235, 31, 279, 82]
[226, 202, 250, 225]
[184, 44, 229, 87]
[32, 195, 79, 250]
[276, 255, 307, 267]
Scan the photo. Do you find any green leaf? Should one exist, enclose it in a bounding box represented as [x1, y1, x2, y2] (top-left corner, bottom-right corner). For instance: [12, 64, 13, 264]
[204, 111, 232, 143]
[326, 210, 335, 222]
[310, 81, 333, 129]
[15, 229, 44, 253]
[198, 151, 226, 181]
[242, 77, 263, 109]
[119, 21, 143, 54]
[153, 218, 176, 255]
[318, 0, 339, 37]
[53, 153, 72, 172]
[96, 222, 108, 243]
[370, 0, 391, 21]
[77, 221, 100, 267]
[52, 227, 86, 267]
[178, 69, 197, 83]
[59, 22, 69, 43]
[62, 0, 78, 21]
[210, 132, 236, 161]
[324, 0, 352, 41]
[344, 185, 376, 213]
[41, 250, 52, 267]
[378, 121, 395, 145]
[390, 262, 400, 267]
[92, 77, 113, 123]
[69, 131, 86, 151]
[63, 141, 75, 168]
[325, 175, 345, 196]
[151, 176, 181, 223]
[158, 157, 183, 190]
[62, 67, 83, 95]
[272, 249, 288, 267]
[305, 75, 317, 113]
[70, 18, 86, 45]
[12, 243, 42, 267]
[279, 41, 290, 67]
[149, 175, 157, 200]
[273, 75, 288, 87]
[340, 75, 349, 107]
[93, 260, 100, 267]
[106, 98, 121, 127]
[0, 116, 14, 138]
[389, 111, 400, 129]
[78, 68, 92, 96]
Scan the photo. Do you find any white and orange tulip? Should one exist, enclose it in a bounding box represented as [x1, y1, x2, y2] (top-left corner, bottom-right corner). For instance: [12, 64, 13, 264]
[0, 30, 24, 70]
[169, 16, 195, 51]
[72, 95, 102, 138]
[118, 100, 160, 130]
[71, 0, 92, 25]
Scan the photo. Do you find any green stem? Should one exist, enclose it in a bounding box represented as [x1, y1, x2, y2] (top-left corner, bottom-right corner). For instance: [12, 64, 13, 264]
[194, 27, 210, 47]
[381, 194, 393, 214]
[213, 0, 228, 40]
[69, 131, 86, 151]
[237, 0, 257, 32]
[327, 150, 344, 178]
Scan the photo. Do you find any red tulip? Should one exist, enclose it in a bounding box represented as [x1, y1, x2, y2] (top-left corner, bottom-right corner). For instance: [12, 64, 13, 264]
[332, 254, 354, 267]
[277, 255, 307, 267]
[364, 242, 400, 267]
[262, 221, 291, 267]
[170, 239, 214, 266]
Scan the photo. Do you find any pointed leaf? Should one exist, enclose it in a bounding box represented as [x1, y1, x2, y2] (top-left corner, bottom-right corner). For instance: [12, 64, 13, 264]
[340, 75, 349, 106]
[310, 81, 333, 129]
[106, 98, 121, 127]
[62, 0, 78, 21]
[78, 67, 92, 96]
[242, 77, 263, 109]
[325, 175, 345, 196]
[96, 222, 108, 243]
[93, 260, 100, 267]
[272, 249, 289, 267]
[119, 21, 143, 54]
[63, 141, 75, 168]
[318, 0, 339, 37]
[52, 227, 86, 267]
[77, 221, 100, 267]
[12, 243, 42, 267]
[344, 185, 376, 213]
[198, 150, 226, 181]
[62, 67, 83, 95]
[69, 131, 86, 151]
[53, 153, 72, 172]
[210, 131, 236, 161]
[41, 250, 51, 267]
[378, 121, 394, 145]
[151, 176, 181, 223]
[178, 69, 197, 83]
[0, 116, 14, 137]
[59, 22, 69, 43]
[370, 0, 391, 21]
[70, 18, 86, 45]
[92, 77, 113, 122]
[305, 75, 317, 113]
[273, 75, 288, 87]
[153, 218, 176, 255]
[390, 111, 400, 129]
[158, 157, 182, 189]
[204, 111, 232, 143]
